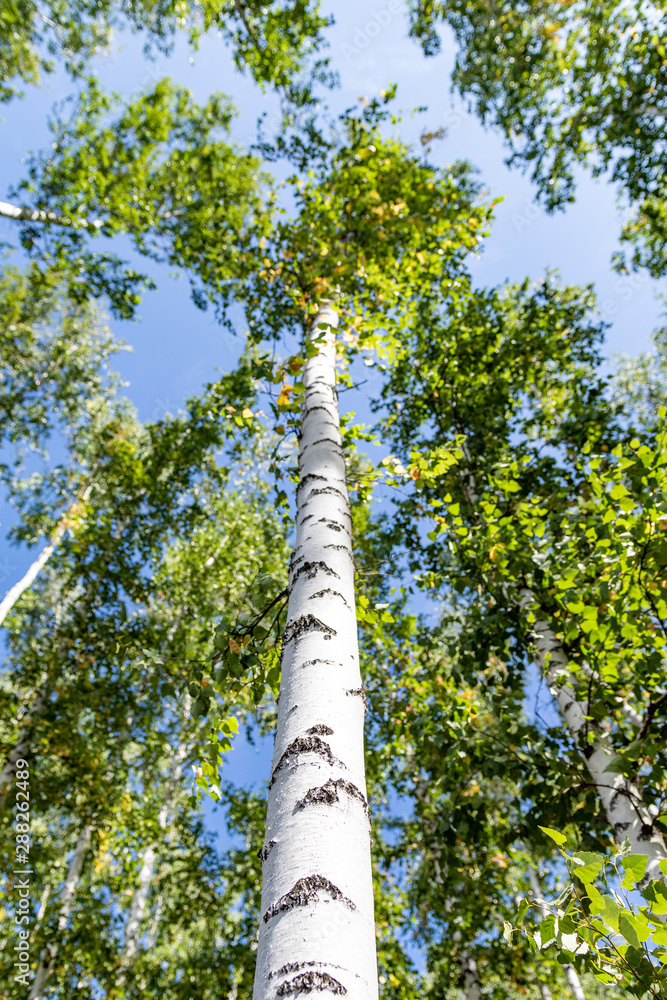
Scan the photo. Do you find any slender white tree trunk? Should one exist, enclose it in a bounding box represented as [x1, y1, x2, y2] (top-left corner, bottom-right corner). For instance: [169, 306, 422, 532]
[29, 822, 92, 1000]
[119, 696, 191, 972]
[0, 531, 64, 629]
[0, 199, 101, 229]
[0, 676, 49, 807]
[526, 600, 667, 882]
[459, 445, 666, 878]
[458, 951, 481, 1000]
[527, 864, 585, 1000]
[0, 486, 92, 628]
[253, 304, 377, 1000]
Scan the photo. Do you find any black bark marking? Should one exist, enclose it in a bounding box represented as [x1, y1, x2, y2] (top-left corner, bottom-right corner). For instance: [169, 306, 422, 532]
[301, 659, 338, 668]
[297, 474, 328, 494]
[307, 725, 334, 736]
[283, 614, 337, 647]
[324, 544, 352, 556]
[310, 487, 346, 499]
[269, 736, 343, 788]
[346, 688, 368, 710]
[303, 405, 335, 417]
[317, 518, 345, 532]
[298, 514, 315, 525]
[263, 874, 356, 923]
[292, 561, 340, 584]
[277, 972, 347, 996]
[296, 778, 368, 815]
[308, 589, 350, 608]
[268, 962, 349, 982]
[301, 438, 343, 454]
[258, 840, 276, 863]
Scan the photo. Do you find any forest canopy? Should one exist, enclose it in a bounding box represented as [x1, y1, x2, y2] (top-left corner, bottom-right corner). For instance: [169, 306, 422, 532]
[0, 3, 666, 1000]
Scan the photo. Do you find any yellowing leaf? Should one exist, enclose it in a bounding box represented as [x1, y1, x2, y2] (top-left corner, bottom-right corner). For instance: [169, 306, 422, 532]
[539, 826, 567, 846]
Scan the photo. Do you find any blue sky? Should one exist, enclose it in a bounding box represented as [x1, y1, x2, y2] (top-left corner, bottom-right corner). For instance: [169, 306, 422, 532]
[1, 3, 665, 852]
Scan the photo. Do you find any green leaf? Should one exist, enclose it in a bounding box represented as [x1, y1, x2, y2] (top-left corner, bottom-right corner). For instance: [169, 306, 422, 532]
[621, 854, 648, 889]
[571, 852, 603, 884]
[619, 912, 652, 948]
[539, 826, 567, 846]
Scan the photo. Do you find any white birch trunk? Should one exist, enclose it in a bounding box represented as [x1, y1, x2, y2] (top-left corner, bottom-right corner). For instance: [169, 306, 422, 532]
[458, 951, 481, 1000]
[458, 443, 666, 879]
[29, 822, 92, 1000]
[526, 600, 667, 882]
[538, 982, 553, 1000]
[0, 676, 49, 807]
[253, 304, 378, 1000]
[0, 530, 65, 629]
[120, 696, 191, 971]
[527, 864, 585, 1000]
[0, 486, 92, 628]
[0, 199, 101, 229]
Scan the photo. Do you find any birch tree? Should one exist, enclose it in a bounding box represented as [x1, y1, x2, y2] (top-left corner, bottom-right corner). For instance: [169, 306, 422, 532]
[406, 0, 667, 275]
[188, 95, 494, 996]
[0, 0, 329, 102]
[379, 276, 667, 872]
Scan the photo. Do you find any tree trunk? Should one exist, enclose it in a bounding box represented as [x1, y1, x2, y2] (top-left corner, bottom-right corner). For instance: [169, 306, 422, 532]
[458, 442, 667, 878]
[0, 532, 64, 629]
[458, 950, 481, 1000]
[0, 486, 92, 628]
[0, 516, 125, 808]
[0, 198, 101, 229]
[253, 304, 378, 1000]
[527, 863, 585, 1000]
[29, 822, 92, 1000]
[0, 675, 49, 807]
[119, 695, 191, 973]
[527, 601, 667, 882]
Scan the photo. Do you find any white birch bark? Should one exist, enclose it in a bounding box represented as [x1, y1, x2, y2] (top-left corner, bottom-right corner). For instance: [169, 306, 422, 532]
[253, 304, 378, 1000]
[29, 822, 92, 1000]
[457, 948, 481, 1000]
[0, 675, 49, 807]
[526, 598, 667, 882]
[119, 694, 191, 972]
[527, 864, 585, 1000]
[0, 486, 92, 628]
[0, 513, 123, 808]
[0, 199, 102, 229]
[458, 439, 666, 878]
[0, 529, 64, 629]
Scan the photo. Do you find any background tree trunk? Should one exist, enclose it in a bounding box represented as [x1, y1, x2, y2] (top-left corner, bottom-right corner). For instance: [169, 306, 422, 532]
[29, 821, 92, 1000]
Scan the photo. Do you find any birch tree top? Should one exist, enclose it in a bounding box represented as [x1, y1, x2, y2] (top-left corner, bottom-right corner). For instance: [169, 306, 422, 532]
[0, 0, 331, 101]
[406, 0, 667, 275]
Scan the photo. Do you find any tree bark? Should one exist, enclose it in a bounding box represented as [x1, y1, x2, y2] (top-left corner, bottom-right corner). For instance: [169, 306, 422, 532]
[0, 486, 92, 628]
[119, 695, 191, 973]
[29, 821, 92, 1000]
[458, 952, 481, 1000]
[253, 304, 378, 999]
[0, 199, 101, 229]
[526, 599, 667, 882]
[0, 675, 49, 806]
[527, 863, 585, 1000]
[0, 516, 125, 808]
